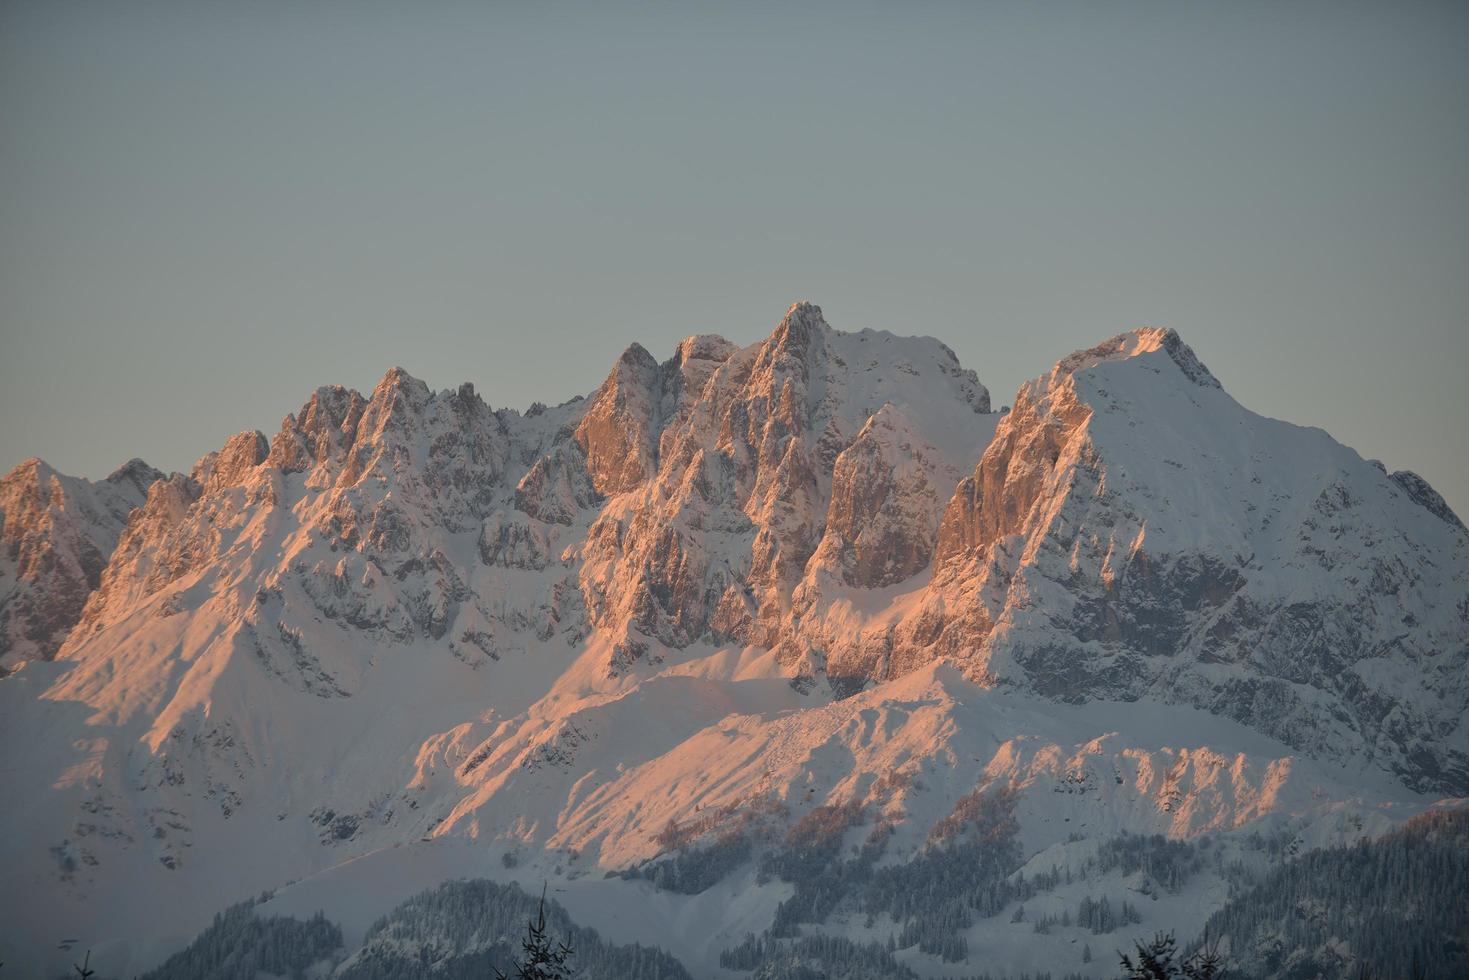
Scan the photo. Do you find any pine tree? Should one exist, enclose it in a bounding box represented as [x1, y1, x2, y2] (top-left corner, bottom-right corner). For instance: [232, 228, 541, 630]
[1120, 930, 1231, 979]
[495, 883, 575, 980]
[1183, 929, 1228, 980]
[1120, 932, 1178, 979]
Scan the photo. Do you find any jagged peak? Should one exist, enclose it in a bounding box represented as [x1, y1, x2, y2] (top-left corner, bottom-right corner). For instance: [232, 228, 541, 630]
[2, 456, 54, 486]
[104, 458, 164, 495]
[783, 299, 826, 325]
[580, 345, 661, 409]
[296, 384, 365, 427]
[303, 386, 364, 432]
[268, 385, 368, 474]
[586, 344, 662, 412]
[616, 342, 658, 370]
[358, 367, 434, 438]
[673, 333, 737, 366]
[372, 365, 431, 398]
[1052, 326, 1219, 389]
[657, 335, 739, 412]
[3, 457, 160, 501]
[443, 380, 494, 423]
[575, 342, 665, 497]
[767, 300, 829, 354]
[192, 430, 269, 494]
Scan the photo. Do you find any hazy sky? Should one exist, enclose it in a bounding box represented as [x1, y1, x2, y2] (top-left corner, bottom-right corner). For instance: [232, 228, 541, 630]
[2, 1, 1466, 514]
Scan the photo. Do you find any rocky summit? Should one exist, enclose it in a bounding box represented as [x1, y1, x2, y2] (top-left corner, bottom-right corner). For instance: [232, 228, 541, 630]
[1, 302, 1464, 979]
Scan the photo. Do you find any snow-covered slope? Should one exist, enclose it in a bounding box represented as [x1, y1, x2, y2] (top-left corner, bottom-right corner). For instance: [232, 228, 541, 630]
[0, 303, 1463, 979]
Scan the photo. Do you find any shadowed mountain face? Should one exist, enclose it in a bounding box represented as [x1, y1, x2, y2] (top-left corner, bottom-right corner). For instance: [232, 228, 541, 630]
[1, 302, 1464, 978]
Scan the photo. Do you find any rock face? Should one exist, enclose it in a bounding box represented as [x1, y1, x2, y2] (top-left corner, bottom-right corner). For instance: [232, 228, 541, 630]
[574, 344, 663, 496]
[577, 302, 992, 665]
[514, 444, 598, 526]
[0, 456, 161, 666]
[0, 302, 1465, 978]
[816, 405, 956, 589]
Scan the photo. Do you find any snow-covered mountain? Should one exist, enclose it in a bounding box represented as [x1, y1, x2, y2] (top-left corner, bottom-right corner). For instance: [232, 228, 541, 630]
[0, 302, 1463, 979]
[878, 328, 1469, 794]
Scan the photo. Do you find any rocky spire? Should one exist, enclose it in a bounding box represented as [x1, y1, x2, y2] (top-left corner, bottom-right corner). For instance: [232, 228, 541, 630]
[574, 343, 664, 496]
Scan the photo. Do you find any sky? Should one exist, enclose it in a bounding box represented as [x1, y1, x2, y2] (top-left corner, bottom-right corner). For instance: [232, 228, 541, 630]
[1, 1, 1466, 515]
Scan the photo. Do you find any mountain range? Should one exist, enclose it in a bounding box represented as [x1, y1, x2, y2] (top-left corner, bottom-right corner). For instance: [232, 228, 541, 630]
[1, 302, 1464, 979]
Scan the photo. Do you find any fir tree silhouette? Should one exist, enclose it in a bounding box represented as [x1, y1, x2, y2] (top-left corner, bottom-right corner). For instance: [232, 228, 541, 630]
[1119, 931, 1229, 979]
[494, 883, 574, 979]
[1119, 932, 1178, 979]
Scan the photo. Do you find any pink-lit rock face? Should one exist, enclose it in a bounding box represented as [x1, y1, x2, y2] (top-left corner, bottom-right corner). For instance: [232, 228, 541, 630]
[0, 456, 161, 665]
[819, 405, 954, 589]
[575, 302, 991, 663]
[574, 343, 663, 497]
[1, 302, 1465, 979]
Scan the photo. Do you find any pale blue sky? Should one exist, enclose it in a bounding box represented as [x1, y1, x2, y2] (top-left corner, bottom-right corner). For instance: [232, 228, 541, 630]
[2, 1, 1466, 514]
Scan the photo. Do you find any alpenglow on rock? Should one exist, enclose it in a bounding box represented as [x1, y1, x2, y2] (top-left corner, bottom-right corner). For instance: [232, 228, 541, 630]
[0, 456, 161, 666]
